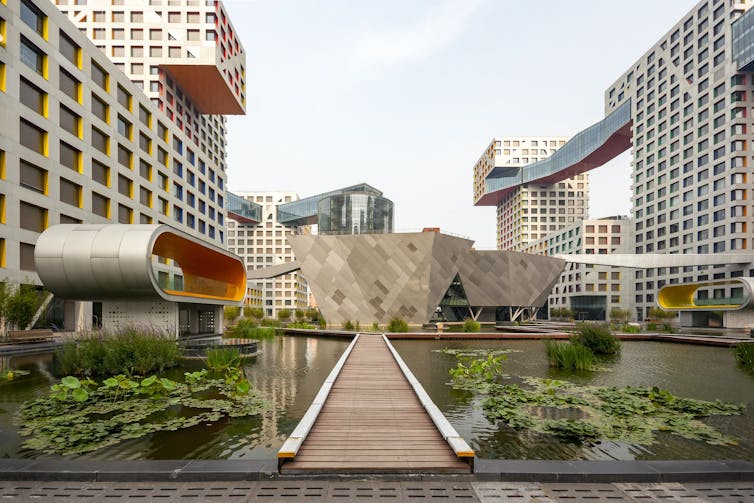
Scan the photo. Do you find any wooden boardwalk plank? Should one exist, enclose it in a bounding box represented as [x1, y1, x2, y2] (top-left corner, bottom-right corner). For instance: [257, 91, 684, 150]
[281, 334, 469, 473]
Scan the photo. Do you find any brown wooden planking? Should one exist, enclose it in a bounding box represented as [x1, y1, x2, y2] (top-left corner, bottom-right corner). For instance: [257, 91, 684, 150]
[282, 334, 469, 473]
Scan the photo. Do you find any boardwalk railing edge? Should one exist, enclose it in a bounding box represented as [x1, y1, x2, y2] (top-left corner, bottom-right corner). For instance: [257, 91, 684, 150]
[381, 334, 475, 467]
[277, 333, 361, 466]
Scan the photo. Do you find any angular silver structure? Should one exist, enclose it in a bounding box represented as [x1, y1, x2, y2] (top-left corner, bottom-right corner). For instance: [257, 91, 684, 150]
[288, 232, 565, 325]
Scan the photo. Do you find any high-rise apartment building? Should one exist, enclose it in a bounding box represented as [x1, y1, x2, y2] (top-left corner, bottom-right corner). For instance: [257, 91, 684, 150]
[522, 217, 635, 321]
[473, 137, 589, 251]
[0, 0, 244, 328]
[227, 191, 309, 318]
[605, 0, 754, 321]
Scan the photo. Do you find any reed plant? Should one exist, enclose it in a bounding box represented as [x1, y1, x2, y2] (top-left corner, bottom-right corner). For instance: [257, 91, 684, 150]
[545, 340, 595, 371]
[205, 347, 242, 371]
[571, 323, 621, 356]
[387, 317, 409, 333]
[56, 328, 181, 377]
[226, 318, 276, 339]
[734, 343, 754, 372]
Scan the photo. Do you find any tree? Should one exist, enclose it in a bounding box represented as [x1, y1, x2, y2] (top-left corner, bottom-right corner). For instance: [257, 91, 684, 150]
[6, 284, 45, 330]
[294, 309, 306, 321]
[609, 307, 630, 324]
[223, 306, 240, 323]
[249, 307, 265, 320]
[305, 308, 320, 322]
[648, 307, 676, 321]
[277, 309, 291, 322]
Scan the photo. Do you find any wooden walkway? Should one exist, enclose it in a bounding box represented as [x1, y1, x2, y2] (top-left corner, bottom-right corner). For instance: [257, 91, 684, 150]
[279, 334, 472, 473]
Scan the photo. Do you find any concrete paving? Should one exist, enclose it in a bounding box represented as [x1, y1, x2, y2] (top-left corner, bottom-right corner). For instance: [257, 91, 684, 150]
[0, 480, 753, 502]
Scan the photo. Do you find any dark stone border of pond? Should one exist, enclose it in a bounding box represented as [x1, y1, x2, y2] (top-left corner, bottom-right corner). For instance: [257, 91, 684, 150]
[0, 459, 752, 482]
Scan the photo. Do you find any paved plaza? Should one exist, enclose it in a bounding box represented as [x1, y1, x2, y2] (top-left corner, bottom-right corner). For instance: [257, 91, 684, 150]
[0, 480, 752, 502]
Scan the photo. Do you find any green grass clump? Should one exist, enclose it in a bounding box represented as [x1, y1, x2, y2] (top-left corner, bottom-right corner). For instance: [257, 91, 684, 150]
[621, 324, 642, 333]
[206, 347, 242, 371]
[387, 317, 409, 333]
[259, 318, 281, 328]
[463, 318, 481, 332]
[734, 343, 754, 372]
[571, 323, 621, 356]
[56, 329, 181, 377]
[545, 340, 595, 371]
[287, 321, 316, 329]
[226, 319, 276, 339]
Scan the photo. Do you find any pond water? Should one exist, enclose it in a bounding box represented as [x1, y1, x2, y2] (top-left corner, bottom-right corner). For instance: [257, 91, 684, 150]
[0, 336, 752, 461]
[0, 336, 350, 460]
[392, 339, 754, 460]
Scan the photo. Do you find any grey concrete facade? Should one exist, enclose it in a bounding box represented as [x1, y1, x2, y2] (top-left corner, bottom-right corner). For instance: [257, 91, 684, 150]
[287, 232, 565, 326]
[605, 0, 754, 322]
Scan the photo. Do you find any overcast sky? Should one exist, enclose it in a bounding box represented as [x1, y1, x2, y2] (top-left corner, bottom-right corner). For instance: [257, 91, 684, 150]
[223, 0, 699, 248]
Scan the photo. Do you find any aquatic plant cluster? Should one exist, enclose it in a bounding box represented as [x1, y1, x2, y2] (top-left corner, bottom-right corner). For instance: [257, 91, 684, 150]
[546, 324, 621, 371]
[56, 329, 182, 376]
[226, 319, 277, 339]
[442, 348, 745, 446]
[17, 369, 267, 455]
[734, 343, 754, 372]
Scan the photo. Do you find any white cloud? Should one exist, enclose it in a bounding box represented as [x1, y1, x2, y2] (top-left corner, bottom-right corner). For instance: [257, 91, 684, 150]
[351, 0, 483, 73]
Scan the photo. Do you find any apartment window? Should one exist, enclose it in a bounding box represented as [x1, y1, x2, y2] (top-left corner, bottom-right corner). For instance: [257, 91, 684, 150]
[19, 159, 46, 193]
[60, 214, 81, 224]
[20, 36, 45, 75]
[117, 85, 131, 110]
[157, 147, 168, 166]
[91, 193, 110, 218]
[117, 144, 132, 169]
[117, 204, 132, 224]
[138, 105, 150, 127]
[117, 174, 132, 198]
[158, 171, 168, 191]
[59, 105, 81, 138]
[59, 68, 80, 102]
[92, 159, 109, 186]
[91, 62, 108, 91]
[19, 243, 36, 271]
[91, 127, 108, 154]
[139, 160, 152, 181]
[19, 77, 45, 115]
[59, 31, 80, 67]
[140, 186, 152, 206]
[59, 178, 81, 207]
[20, 0, 45, 36]
[157, 122, 168, 142]
[91, 93, 108, 123]
[139, 132, 151, 154]
[19, 201, 46, 232]
[158, 197, 169, 215]
[59, 141, 81, 172]
[20, 119, 46, 155]
[116, 115, 131, 139]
